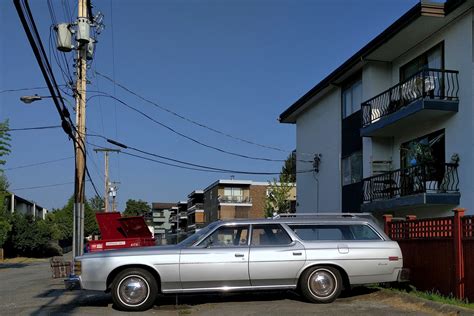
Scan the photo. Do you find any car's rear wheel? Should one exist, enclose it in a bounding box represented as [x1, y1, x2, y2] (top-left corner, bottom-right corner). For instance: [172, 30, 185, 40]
[111, 268, 158, 311]
[300, 266, 342, 303]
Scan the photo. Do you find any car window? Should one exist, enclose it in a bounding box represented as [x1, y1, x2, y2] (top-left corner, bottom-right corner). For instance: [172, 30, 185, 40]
[349, 225, 381, 240]
[251, 224, 292, 246]
[289, 224, 381, 241]
[199, 225, 249, 248]
[178, 222, 219, 247]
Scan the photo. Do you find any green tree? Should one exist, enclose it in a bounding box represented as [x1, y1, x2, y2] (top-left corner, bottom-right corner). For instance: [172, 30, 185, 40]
[123, 199, 150, 217]
[0, 119, 11, 168]
[50, 196, 99, 241]
[89, 195, 105, 212]
[0, 120, 11, 252]
[264, 174, 296, 218]
[281, 151, 296, 182]
[4, 213, 60, 257]
[0, 217, 11, 249]
[0, 173, 9, 217]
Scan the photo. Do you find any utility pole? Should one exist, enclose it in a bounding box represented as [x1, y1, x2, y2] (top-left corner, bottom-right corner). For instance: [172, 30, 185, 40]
[93, 148, 120, 212]
[15, 0, 104, 259]
[73, 0, 89, 258]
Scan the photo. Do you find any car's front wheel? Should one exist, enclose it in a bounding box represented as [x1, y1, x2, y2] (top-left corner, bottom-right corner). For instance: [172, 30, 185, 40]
[300, 266, 342, 303]
[111, 268, 158, 311]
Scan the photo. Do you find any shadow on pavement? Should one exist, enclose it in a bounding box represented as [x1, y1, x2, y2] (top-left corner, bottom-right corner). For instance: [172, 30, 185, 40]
[30, 285, 381, 314]
[30, 288, 110, 315]
[151, 287, 381, 311]
[340, 286, 379, 298]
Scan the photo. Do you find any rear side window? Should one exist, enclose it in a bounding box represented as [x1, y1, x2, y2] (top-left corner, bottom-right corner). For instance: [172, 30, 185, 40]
[251, 224, 292, 246]
[288, 224, 381, 241]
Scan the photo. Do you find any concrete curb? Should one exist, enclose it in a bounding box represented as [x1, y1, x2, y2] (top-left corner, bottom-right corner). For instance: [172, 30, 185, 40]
[382, 289, 474, 315]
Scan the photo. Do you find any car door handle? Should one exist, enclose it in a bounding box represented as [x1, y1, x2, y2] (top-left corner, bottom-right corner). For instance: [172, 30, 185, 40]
[293, 252, 302, 256]
[234, 253, 245, 257]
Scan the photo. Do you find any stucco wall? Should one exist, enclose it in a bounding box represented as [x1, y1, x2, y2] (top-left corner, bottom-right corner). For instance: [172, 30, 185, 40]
[389, 11, 473, 214]
[296, 88, 341, 213]
[362, 62, 393, 177]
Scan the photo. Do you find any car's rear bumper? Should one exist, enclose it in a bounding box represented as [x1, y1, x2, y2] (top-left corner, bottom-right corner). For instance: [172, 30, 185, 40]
[397, 268, 410, 282]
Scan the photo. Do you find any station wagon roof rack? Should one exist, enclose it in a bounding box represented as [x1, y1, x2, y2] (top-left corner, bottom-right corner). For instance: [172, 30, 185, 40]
[271, 212, 383, 227]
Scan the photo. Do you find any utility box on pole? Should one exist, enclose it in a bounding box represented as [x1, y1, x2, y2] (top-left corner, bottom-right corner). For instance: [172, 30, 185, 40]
[76, 18, 90, 43]
[55, 23, 73, 52]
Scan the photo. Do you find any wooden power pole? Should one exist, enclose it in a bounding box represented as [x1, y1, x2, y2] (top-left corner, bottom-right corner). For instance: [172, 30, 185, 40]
[73, 0, 89, 258]
[93, 148, 120, 212]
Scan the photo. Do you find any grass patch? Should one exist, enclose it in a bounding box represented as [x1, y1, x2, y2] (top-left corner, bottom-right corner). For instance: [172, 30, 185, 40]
[0, 257, 47, 264]
[384, 285, 474, 310]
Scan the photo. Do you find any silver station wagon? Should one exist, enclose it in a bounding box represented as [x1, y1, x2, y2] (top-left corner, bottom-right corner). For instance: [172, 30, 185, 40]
[71, 214, 408, 311]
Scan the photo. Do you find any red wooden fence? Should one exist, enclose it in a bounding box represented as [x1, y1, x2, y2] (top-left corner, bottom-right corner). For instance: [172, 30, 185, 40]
[383, 209, 474, 301]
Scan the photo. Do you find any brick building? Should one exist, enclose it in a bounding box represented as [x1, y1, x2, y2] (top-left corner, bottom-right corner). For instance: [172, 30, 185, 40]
[201, 179, 296, 225]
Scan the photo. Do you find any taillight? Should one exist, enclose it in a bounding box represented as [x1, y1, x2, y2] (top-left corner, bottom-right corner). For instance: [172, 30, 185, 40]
[388, 256, 399, 261]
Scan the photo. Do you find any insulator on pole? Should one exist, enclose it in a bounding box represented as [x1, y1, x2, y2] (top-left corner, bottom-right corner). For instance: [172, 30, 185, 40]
[86, 40, 95, 60]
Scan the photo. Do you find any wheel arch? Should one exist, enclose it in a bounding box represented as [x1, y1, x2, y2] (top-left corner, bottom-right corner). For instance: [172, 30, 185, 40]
[106, 264, 161, 292]
[297, 263, 350, 290]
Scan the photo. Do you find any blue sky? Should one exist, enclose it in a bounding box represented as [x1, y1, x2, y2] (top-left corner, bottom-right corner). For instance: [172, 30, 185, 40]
[0, 0, 418, 211]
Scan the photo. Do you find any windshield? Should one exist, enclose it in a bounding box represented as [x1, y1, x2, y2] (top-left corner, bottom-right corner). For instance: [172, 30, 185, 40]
[178, 222, 219, 247]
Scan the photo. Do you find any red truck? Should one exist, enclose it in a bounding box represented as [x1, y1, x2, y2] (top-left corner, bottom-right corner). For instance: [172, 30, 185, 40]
[86, 212, 155, 252]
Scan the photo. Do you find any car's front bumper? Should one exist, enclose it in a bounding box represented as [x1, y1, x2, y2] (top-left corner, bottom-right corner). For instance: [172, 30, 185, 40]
[64, 274, 81, 290]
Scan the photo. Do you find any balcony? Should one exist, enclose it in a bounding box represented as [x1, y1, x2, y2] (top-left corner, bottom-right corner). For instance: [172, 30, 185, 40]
[187, 203, 204, 214]
[361, 69, 459, 137]
[361, 163, 460, 212]
[218, 195, 252, 205]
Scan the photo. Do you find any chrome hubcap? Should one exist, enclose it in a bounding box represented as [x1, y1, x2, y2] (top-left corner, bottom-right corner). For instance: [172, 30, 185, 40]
[118, 275, 149, 306]
[309, 269, 336, 298]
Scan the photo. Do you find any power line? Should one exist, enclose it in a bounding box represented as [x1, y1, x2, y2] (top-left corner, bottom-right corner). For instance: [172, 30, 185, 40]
[0, 86, 52, 94]
[87, 138, 314, 176]
[11, 181, 76, 191]
[1, 125, 62, 132]
[88, 92, 312, 163]
[5, 156, 73, 171]
[95, 71, 292, 154]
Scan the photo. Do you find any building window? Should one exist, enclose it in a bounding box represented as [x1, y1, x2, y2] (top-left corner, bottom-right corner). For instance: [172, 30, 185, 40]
[342, 79, 362, 118]
[400, 129, 445, 169]
[224, 187, 243, 198]
[342, 151, 362, 186]
[400, 43, 443, 80]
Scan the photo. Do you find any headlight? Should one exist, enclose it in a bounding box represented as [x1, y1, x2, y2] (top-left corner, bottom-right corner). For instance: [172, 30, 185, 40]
[74, 260, 82, 276]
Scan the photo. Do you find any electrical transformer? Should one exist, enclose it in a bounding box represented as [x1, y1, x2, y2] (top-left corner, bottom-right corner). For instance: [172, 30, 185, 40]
[55, 23, 73, 52]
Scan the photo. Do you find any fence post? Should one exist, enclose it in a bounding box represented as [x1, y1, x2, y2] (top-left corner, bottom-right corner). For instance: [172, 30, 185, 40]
[383, 214, 393, 236]
[406, 215, 417, 239]
[453, 208, 465, 300]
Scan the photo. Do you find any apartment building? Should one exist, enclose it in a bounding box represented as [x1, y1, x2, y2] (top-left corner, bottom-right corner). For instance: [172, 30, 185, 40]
[167, 201, 188, 243]
[5, 192, 48, 219]
[150, 202, 175, 243]
[202, 179, 296, 224]
[280, 0, 472, 217]
[186, 190, 205, 234]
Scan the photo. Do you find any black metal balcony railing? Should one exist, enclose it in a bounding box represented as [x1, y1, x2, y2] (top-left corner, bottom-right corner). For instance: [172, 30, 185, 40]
[362, 68, 459, 127]
[218, 195, 252, 204]
[363, 163, 459, 203]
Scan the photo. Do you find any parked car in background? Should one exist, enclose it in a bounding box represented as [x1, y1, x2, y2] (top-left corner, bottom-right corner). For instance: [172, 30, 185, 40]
[70, 214, 408, 311]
